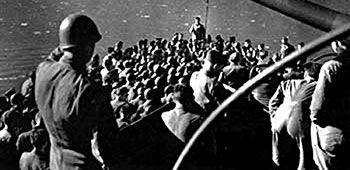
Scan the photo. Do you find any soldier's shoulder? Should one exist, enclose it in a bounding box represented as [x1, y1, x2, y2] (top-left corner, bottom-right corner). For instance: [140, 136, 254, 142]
[37, 58, 55, 70]
[190, 71, 201, 79]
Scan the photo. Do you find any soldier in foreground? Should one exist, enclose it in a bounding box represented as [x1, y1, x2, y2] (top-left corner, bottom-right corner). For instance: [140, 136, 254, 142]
[310, 40, 350, 170]
[35, 13, 119, 170]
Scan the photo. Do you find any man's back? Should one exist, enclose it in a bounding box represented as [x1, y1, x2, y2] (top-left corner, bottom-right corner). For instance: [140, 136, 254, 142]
[162, 108, 202, 142]
[309, 46, 350, 170]
[35, 59, 117, 170]
[269, 77, 317, 170]
[190, 70, 218, 113]
[310, 57, 350, 130]
[270, 79, 307, 110]
[19, 150, 49, 170]
[36, 59, 94, 149]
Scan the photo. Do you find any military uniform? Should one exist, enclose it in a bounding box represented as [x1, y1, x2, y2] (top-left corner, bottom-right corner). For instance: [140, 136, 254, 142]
[35, 57, 119, 170]
[310, 56, 350, 170]
[190, 70, 231, 114]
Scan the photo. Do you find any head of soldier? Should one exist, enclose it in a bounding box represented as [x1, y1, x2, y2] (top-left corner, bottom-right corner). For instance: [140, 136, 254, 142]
[203, 50, 227, 75]
[229, 52, 241, 64]
[115, 41, 123, 50]
[30, 128, 50, 154]
[281, 36, 289, 44]
[195, 16, 201, 25]
[58, 13, 102, 72]
[331, 40, 350, 55]
[172, 83, 194, 105]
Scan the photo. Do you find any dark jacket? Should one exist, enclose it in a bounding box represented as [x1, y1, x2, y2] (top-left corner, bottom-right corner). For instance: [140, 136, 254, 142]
[35, 58, 119, 170]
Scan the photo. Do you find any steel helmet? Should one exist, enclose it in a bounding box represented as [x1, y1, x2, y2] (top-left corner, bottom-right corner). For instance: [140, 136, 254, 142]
[59, 13, 102, 49]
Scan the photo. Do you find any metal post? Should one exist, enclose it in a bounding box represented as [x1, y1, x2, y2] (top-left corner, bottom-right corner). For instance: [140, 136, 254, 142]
[204, 0, 209, 40]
